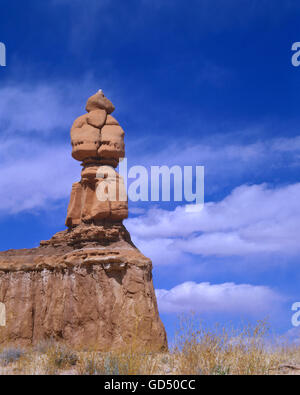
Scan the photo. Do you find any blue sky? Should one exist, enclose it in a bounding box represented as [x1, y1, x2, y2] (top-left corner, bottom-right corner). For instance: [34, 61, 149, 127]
[1, 0, 300, 342]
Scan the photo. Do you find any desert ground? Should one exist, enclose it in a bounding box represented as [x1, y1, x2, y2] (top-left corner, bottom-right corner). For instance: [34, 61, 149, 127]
[1, 317, 300, 375]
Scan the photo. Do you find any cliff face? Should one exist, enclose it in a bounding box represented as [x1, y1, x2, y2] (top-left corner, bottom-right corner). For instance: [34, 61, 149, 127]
[0, 224, 167, 351]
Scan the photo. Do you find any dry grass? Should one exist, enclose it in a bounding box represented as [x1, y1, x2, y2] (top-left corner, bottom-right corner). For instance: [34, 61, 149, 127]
[173, 315, 285, 375]
[0, 316, 300, 375]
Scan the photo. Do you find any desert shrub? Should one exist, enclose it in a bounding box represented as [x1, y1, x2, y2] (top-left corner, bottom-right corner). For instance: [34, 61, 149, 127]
[45, 344, 78, 373]
[0, 347, 25, 366]
[78, 350, 159, 375]
[79, 353, 127, 375]
[82, 358, 105, 375]
[104, 354, 121, 375]
[78, 352, 106, 375]
[107, 350, 160, 375]
[33, 338, 56, 354]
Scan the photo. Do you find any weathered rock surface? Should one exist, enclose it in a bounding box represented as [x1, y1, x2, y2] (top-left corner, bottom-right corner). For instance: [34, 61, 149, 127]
[71, 90, 124, 166]
[67, 90, 127, 227]
[0, 90, 167, 351]
[0, 224, 167, 351]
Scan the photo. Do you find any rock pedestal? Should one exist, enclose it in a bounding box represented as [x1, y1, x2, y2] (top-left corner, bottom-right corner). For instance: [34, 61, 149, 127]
[0, 91, 167, 351]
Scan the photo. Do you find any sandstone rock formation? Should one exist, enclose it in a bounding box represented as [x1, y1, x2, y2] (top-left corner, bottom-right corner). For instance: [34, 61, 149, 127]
[0, 91, 167, 351]
[66, 90, 127, 228]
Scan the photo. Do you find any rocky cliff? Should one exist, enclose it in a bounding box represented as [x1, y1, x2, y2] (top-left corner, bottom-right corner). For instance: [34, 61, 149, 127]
[0, 224, 167, 350]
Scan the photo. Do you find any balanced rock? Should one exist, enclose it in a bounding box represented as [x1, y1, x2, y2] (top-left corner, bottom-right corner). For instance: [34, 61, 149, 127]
[0, 91, 167, 351]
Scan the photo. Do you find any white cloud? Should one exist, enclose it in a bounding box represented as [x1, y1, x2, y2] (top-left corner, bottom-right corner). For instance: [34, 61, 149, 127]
[125, 133, 300, 202]
[156, 281, 283, 315]
[1, 77, 300, 230]
[0, 78, 99, 137]
[129, 207, 146, 215]
[130, 135, 300, 180]
[126, 183, 300, 258]
[0, 78, 112, 214]
[0, 138, 78, 214]
[0, 80, 85, 214]
[131, 236, 189, 266]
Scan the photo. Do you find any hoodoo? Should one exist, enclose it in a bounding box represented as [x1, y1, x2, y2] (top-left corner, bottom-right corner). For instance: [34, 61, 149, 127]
[0, 91, 167, 351]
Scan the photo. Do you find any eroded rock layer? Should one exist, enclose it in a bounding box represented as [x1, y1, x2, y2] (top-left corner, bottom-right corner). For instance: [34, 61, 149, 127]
[0, 224, 167, 351]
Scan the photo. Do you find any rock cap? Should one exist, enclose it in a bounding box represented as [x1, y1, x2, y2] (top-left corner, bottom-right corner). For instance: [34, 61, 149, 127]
[86, 89, 115, 114]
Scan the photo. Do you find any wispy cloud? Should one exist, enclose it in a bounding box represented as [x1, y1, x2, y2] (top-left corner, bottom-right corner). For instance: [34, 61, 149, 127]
[129, 134, 300, 181]
[1, 77, 300, 227]
[126, 183, 300, 260]
[0, 138, 77, 214]
[0, 77, 123, 215]
[156, 281, 283, 315]
[50, 0, 299, 37]
[0, 80, 95, 214]
[49, 0, 113, 51]
[0, 78, 100, 137]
